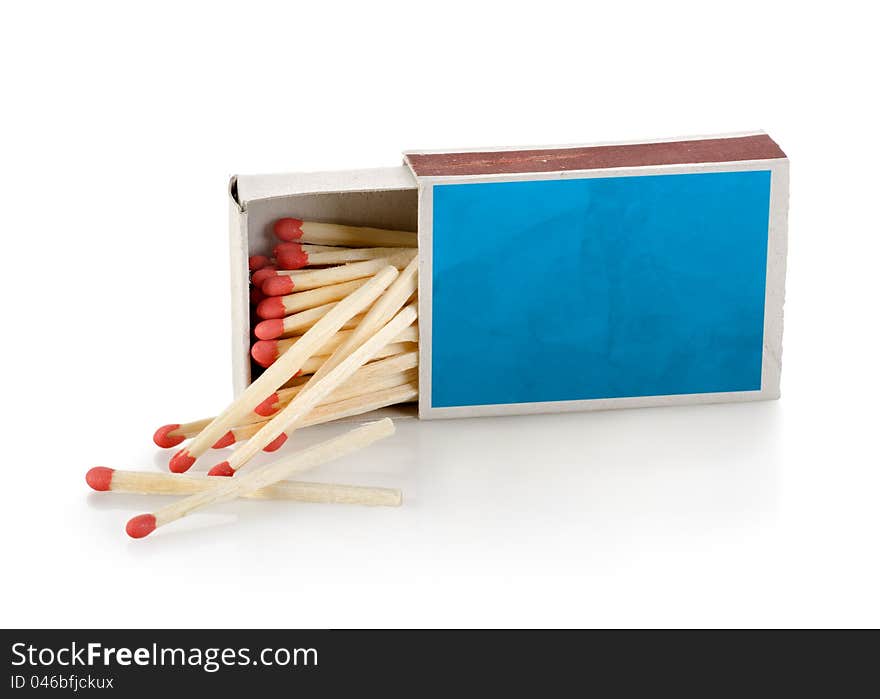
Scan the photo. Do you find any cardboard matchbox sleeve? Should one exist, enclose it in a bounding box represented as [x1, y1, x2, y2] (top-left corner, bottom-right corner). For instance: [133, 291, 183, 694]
[229, 132, 789, 420]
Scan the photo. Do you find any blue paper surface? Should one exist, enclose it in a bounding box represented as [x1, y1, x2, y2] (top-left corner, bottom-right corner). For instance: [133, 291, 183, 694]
[430, 170, 772, 408]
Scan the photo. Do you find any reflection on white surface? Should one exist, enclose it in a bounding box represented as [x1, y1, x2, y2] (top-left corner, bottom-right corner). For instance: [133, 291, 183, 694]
[82, 400, 781, 564]
[10, 390, 877, 628]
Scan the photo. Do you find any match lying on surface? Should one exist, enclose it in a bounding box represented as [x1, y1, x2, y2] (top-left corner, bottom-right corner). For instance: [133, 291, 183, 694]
[87, 468, 402, 507]
[89, 216, 420, 539]
[125, 418, 398, 539]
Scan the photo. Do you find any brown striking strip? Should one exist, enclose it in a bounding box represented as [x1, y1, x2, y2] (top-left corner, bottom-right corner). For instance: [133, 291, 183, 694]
[405, 134, 786, 177]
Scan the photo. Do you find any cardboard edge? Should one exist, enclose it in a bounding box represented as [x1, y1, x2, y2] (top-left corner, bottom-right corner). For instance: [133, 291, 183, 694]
[762, 158, 790, 398]
[403, 129, 769, 159]
[413, 157, 789, 187]
[235, 166, 417, 206]
[416, 182, 434, 419]
[403, 131, 785, 180]
[228, 190, 250, 397]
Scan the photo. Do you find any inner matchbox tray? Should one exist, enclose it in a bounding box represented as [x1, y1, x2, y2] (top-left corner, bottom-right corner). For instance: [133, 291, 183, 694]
[229, 131, 789, 420]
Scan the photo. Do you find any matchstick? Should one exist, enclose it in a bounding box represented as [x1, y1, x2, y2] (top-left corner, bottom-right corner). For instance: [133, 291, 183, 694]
[228, 381, 417, 447]
[251, 325, 418, 368]
[126, 418, 396, 538]
[273, 218, 417, 248]
[207, 303, 417, 476]
[272, 244, 416, 271]
[256, 278, 369, 319]
[87, 468, 401, 507]
[262, 252, 415, 296]
[250, 245, 342, 276]
[153, 351, 418, 448]
[253, 303, 362, 340]
[166, 266, 399, 473]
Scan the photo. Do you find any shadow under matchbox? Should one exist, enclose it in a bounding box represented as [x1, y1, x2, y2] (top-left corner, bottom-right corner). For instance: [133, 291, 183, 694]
[230, 131, 788, 420]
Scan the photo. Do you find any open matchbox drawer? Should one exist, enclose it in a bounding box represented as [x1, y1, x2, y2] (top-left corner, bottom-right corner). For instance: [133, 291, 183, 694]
[229, 132, 789, 420]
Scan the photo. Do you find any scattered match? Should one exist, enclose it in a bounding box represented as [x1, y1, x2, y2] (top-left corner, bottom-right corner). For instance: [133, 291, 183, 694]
[125, 418, 398, 538]
[89, 215, 421, 539]
[86, 467, 402, 507]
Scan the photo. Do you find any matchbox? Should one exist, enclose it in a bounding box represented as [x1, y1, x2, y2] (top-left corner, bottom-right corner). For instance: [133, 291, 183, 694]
[230, 131, 789, 420]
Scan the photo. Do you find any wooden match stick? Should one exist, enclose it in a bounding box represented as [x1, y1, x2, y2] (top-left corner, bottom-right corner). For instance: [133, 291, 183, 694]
[273, 218, 417, 248]
[229, 381, 417, 446]
[250, 245, 343, 273]
[167, 266, 399, 473]
[251, 324, 418, 368]
[262, 252, 416, 296]
[256, 278, 369, 319]
[87, 468, 401, 507]
[126, 418, 396, 538]
[273, 244, 416, 271]
[254, 304, 366, 340]
[154, 352, 418, 448]
[209, 303, 418, 475]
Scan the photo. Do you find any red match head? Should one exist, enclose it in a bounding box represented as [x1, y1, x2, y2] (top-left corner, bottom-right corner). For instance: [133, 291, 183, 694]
[256, 296, 286, 320]
[250, 286, 266, 305]
[251, 340, 279, 368]
[207, 461, 235, 477]
[254, 318, 285, 340]
[85, 466, 114, 491]
[254, 392, 280, 417]
[248, 255, 270, 271]
[153, 424, 184, 449]
[251, 266, 278, 287]
[263, 433, 288, 452]
[168, 448, 195, 473]
[126, 514, 157, 539]
[211, 431, 236, 449]
[274, 218, 304, 242]
[274, 242, 309, 270]
[262, 275, 295, 296]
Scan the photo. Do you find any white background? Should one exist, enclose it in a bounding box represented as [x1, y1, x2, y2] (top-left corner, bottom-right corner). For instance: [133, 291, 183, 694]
[2, 1, 878, 628]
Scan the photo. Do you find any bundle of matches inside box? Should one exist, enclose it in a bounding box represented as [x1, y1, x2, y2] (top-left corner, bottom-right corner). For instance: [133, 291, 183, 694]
[86, 218, 419, 539]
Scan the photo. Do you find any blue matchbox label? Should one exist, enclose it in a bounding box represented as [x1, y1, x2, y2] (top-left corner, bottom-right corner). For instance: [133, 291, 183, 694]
[430, 170, 772, 409]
